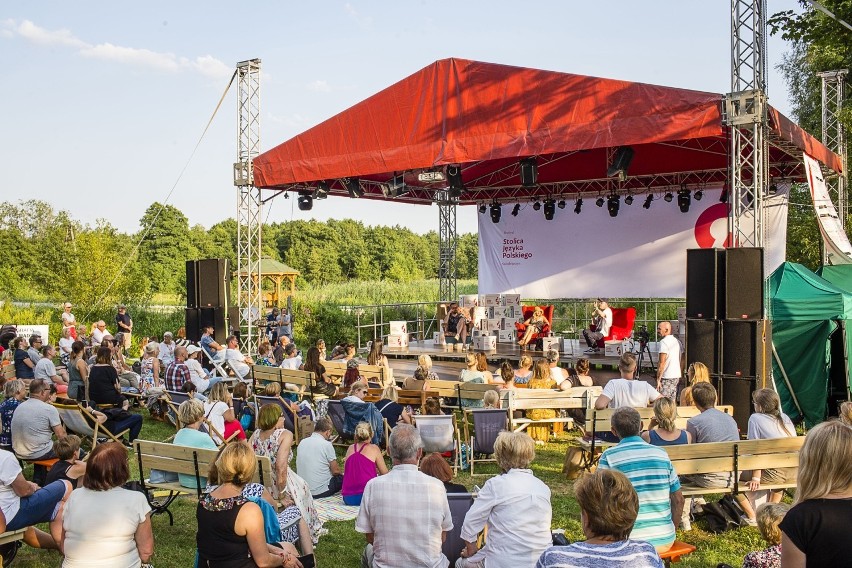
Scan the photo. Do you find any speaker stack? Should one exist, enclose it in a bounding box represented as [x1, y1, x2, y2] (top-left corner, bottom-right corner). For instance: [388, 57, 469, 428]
[185, 259, 233, 343]
[685, 248, 771, 431]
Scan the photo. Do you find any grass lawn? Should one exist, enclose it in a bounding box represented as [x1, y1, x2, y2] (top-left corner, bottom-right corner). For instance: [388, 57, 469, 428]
[15, 413, 767, 567]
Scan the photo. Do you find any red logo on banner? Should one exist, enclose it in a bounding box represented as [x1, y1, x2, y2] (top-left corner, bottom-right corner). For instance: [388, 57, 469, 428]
[694, 203, 732, 248]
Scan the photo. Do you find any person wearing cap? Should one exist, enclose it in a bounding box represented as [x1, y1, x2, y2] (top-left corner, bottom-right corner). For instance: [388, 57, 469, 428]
[583, 298, 613, 354]
[115, 306, 132, 350]
[61, 302, 77, 339]
[185, 345, 221, 395]
[158, 332, 176, 367]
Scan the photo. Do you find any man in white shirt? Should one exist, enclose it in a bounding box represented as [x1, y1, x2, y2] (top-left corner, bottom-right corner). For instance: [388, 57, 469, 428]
[184, 345, 222, 395]
[224, 335, 253, 381]
[11, 379, 68, 485]
[33, 346, 69, 391]
[158, 332, 177, 367]
[595, 353, 661, 410]
[296, 418, 342, 498]
[279, 343, 303, 370]
[356, 424, 453, 568]
[656, 322, 683, 400]
[91, 321, 110, 347]
[583, 298, 613, 354]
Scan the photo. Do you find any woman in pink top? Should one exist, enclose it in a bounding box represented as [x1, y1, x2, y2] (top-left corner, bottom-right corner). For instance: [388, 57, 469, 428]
[341, 421, 388, 506]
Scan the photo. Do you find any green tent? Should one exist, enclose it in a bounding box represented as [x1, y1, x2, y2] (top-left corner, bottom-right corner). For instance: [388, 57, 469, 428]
[770, 262, 852, 427]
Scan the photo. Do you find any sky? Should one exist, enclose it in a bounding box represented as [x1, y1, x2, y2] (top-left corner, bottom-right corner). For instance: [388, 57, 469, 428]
[0, 1, 804, 236]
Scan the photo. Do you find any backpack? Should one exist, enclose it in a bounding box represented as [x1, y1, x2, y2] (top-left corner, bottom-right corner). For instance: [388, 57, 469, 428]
[239, 404, 256, 431]
[698, 495, 747, 533]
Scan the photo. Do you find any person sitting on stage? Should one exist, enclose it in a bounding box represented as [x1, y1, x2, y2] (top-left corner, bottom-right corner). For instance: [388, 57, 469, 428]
[443, 302, 471, 345]
[583, 298, 613, 354]
[519, 306, 549, 348]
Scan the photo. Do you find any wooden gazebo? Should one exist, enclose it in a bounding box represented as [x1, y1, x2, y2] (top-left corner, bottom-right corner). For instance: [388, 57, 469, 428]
[238, 257, 299, 308]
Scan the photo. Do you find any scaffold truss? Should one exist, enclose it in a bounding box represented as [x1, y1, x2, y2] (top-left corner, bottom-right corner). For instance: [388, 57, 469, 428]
[437, 191, 458, 302]
[820, 69, 848, 229]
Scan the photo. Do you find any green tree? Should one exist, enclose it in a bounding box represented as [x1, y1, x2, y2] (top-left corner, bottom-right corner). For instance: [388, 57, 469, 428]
[138, 203, 196, 294]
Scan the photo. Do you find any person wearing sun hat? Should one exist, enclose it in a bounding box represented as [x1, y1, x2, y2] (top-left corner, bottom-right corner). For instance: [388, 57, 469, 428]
[185, 344, 221, 395]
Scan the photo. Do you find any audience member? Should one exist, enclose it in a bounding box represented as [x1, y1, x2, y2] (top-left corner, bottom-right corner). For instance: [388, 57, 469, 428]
[44, 435, 86, 489]
[256, 342, 276, 367]
[342, 381, 369, 404]
[343, 359, 362, 390]
[0, 380, 25, 452]
[185, 345, 220, 395]
[27, 334, 43, 364]
[297, 417, 343, 499]
[356, 424, 453, 568]
[527, 359, 558, 444]
[424, 397, 444, 416]
[158, 332, 176, 367]
[536, 469, 663, 568]
[110, 334, 141, 390]
[367, 339, 389, 370]
[66, 341, 89, 401]
[280, 343, 303, 370]
[204, 383, 246, 443]
[61, 302, 77, 339]
[482, 390, 500, 409]
[199, 324, 226, 363]
[91, 321, 110, 347]
[513, 355, 534, 386]
[683, 382, 739, 488]
[164, 346, 192, 392]
[420, 452, 467, 494]
[679, 362, 711, 407]
[403, 366, 430, 392]
[195, 441, 301, 568]
[173, 399, 218, 488]
[459, 354, 485, 408]
[34, 345, 68, 394]
[304, 347, 338, 398]
[88, 347, 127, 408]
[498, 361, 516, 390]
[474, 352, 494, 383]
[417, 354, 439, 381]
[272, 336, 286, 366]
[597, 407, 684, 552]
[641, 397, 693, 446]
[374, 385, 412, 428]
[341, 421, 388, 506]
[57, 327, 73, 365]
[315, 339, 328, 361]
[595, 352, 661, 410]
[780, 420, 852, 567]
[742, 503, 789, 568]
[114, 305, 133, 350]
[457, 431, 552, 568]
[249, 404, 323, 543]
[11, 379, 66, 476]
[841, 400, 852, 426]
[545, 350, 571, 390]
[12, 337, 35, 381]
[140, 342, 165, 416]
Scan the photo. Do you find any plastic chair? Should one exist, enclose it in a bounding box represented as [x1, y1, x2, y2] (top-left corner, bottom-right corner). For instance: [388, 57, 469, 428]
[416, 414, 460, 472]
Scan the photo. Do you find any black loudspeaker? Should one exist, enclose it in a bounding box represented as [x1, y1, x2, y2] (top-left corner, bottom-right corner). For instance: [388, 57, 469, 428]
[185, 308, 201, 342]
[519, 158, 538, 187]
[197, 259, 230, 308]
[721, 320, 771, 385]
[686, 248, 725, 319]
[724, 248, 764, 320]
[186, 260, 199, 308]
[715, 375, 757, 432]
[686, 319, 721, 375]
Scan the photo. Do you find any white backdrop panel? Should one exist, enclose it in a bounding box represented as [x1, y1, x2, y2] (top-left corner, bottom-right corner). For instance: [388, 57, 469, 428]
[478, 186, 788, 298]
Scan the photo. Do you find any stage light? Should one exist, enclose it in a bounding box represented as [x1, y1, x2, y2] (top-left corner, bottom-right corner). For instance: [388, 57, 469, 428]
[543, 199, 556, 220]
[574, 198, 583, 214]
[607, 194, 620, 218]
[489, 201, 502, 223]
[596, 197, 605, 208]
[447, 165, 464, 198]
[720, 183, 729, 203]
[625, 194, 634, 205]
[533, 200, 541, 211]
[297, 191, 313, 211]
[694, 190, 703, 201]
[607, 146, 635, 178]
[511, 203, 521, 216]
[677, 186, 691, 213]
[643, 194, 653, 209]
[664, 192, 673, 202]
[557, 200, 566, 209]
[343, 177, 363, 198]
[313, 181, 329, 200]
[382, 174, 409, 198]
[479, 203, 487, 214]
[520, 158, 538, 187]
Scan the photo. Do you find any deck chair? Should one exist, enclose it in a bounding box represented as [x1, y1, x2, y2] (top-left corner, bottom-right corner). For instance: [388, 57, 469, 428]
[52, 401, 129, 449]
[253, 395, 298, 439]
[443, 493, 476, 566]
[464, 408, 508, 475]
[201, 347, 231, 380]
[326, 400, 351, 447]
[416, 414, 460, 472]
[163, 390, 192, 428]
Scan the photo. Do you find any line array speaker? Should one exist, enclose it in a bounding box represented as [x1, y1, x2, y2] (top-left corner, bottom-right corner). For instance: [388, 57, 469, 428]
[686, 249, 725, 319]
[686, 319, 720, 375]
[721, 319, 772, 383]
[186, 260, 199, 309]
[686, 248, 763, 320]
[185, 307, 227, 344]
[197, 258, 231, 308]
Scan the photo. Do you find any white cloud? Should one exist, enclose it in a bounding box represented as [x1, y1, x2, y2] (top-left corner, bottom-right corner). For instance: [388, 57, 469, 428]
[2, 18, 229, 78]
[307, 79, 332, 92]
[344, 3, 373, 28]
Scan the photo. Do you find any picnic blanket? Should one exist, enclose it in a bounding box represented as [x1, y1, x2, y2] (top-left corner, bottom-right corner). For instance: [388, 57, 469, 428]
[314, 494, 359, 522]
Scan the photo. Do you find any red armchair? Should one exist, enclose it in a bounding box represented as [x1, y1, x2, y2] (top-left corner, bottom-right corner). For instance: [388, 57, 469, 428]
[596, 307, 637, 348]
[515, 305, 554, 348]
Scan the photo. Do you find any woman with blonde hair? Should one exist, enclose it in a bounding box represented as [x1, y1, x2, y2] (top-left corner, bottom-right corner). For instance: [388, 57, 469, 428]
[518, 306, 549, 348]
[374, 385, 412, 428]
[514, 355, 533, 386]
[459, 353, 485, 408]
[482, 389, 501, 409]
[204, 382, 247, 443]
[341, 421, 388, 506]
[526, 359, 558, 444]
[641, 397, 692, 446]
[742, 503, 789, 568]
[779, 420, 852, 567]
[474, 351, 494, 383]
[417, 354, 439, 381]
[679, 362, 711, 406]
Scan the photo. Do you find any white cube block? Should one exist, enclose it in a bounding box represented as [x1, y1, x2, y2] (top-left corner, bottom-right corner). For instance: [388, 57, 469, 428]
[389, 321, 407, 335]
[433, 332, 446, 345]
[387, 334, 409, 349]
[541, 336, 561, 353]
[479, 294, 501, 307]
[501, 294, 521, 306]
[473, 335, 497, 351]
[497, 329, 515, 343]
[604, 340, 624, 357]
[459, 294, 479, 307]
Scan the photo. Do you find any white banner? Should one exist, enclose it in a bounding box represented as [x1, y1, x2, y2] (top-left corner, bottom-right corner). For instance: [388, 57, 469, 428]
[804, 153, 852, 265]
[14, 324, 50, 343]
[478, 185, 788, 298]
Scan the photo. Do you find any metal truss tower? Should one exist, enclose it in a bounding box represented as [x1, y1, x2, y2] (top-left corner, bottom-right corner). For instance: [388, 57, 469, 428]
[820, 69, 849, 229]
[234, 59, 263, 356]
[725, 0, 769, 249]
[437, 191, 458, 302]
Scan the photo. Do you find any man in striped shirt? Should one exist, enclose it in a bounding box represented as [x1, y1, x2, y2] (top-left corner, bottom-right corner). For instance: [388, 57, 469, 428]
[597, 407, 684, 552]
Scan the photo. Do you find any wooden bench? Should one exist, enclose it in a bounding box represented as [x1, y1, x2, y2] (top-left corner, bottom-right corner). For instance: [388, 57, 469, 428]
[664, 436, 804, 497]
[506, 387, 601, 433]
[0, 528, 27, 567]
[251, 365, 314, 401]
[456, 382, 500, 408]
[323, 360, 389, 386]
[134, 439, 274, 525]
[363, 388, 427, 412]
[425, 379, 462, 409]
[576, 405, 735, 471]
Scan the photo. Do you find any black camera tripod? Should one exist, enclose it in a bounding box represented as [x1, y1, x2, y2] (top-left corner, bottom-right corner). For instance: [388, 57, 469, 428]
[635, 339, 657, 378]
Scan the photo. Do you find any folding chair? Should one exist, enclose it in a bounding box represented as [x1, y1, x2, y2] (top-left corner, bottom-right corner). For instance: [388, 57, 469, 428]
[443, 493, 476, 566]
[464, 408, 508, 475]
[416, 414, 461, 472]
[326, 400, 351, 447]
[52, 401, 130, 449]
[201, 348, 231, 380]
[162, 390, 191, 428]
[253, 395, 298, 440]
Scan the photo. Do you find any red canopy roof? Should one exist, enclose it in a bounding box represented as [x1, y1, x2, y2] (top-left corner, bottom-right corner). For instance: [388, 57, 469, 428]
[254, 58, 841, 204]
